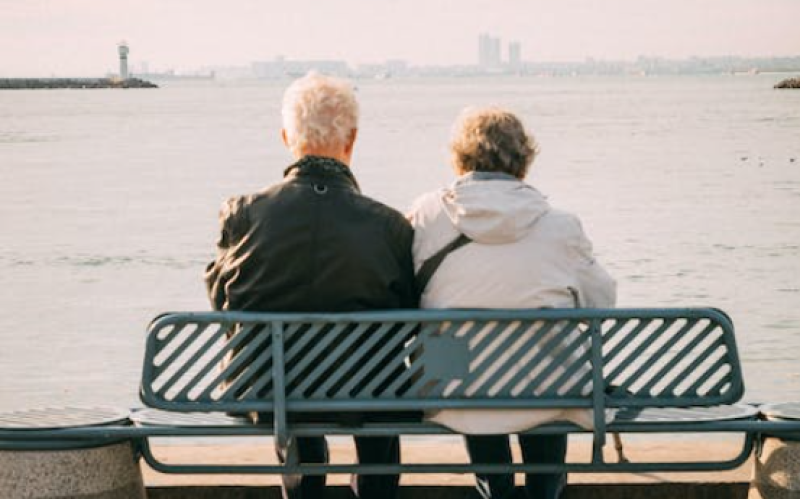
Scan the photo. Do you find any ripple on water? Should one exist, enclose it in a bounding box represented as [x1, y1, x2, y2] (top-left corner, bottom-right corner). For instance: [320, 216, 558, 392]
[58, 255, 135, 267]
[0, 132, 58, 144]
[57, 254, 206, 269]
[763, 320, 800, 330]
[1, 254, 207, 269]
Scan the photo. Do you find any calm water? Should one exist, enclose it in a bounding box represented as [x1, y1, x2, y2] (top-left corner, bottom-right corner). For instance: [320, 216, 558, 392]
[1, 75, 799, 412]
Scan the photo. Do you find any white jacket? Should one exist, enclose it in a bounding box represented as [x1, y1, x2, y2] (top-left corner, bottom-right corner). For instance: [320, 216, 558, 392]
[408, 172, 617, 434]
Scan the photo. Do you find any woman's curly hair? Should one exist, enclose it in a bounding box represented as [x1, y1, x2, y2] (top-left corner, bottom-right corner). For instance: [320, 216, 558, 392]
[450, 107, 539, 178]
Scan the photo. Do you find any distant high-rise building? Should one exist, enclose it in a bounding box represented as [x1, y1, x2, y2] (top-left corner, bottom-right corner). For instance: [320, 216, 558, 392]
[478, 33, 502, 68]
[509, 41, 521, 68]
[118, 42, 130, 80]
[478, 34, 489, 66]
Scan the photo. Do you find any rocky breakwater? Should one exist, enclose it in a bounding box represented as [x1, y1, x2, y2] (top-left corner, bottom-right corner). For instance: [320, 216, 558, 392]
[0, 78, 158, 89]
[774, 77, 800, 89]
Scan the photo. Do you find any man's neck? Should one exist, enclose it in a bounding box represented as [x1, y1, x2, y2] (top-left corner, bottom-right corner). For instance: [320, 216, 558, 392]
[297, 147, 351, 166]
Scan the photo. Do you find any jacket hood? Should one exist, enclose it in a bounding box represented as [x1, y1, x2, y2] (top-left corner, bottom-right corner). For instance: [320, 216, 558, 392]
[440, 172, 550, 244]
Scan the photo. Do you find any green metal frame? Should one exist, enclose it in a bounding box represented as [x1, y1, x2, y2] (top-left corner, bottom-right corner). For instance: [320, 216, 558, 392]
[4, 308, 800, 476]
[2, 413, 800, 473]
[136, 307, 761, 474]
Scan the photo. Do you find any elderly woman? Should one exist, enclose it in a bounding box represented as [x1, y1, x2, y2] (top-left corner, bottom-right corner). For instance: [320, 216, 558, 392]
[408, 108, 616, 499]
[206, 72, 416, 499]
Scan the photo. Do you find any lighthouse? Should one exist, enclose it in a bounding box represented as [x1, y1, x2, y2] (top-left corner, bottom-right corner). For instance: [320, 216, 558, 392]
[118, 42, 130, 80]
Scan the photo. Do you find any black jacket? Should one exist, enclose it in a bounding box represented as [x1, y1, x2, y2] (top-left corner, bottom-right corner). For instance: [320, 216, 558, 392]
[205, 155, 417, 312]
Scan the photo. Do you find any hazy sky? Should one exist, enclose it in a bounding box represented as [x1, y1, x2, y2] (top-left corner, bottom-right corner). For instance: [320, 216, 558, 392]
[2, 0, 800, 76]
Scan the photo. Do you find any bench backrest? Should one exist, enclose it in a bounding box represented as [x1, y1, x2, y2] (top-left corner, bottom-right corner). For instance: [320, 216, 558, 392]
[140, 308, 743, 414]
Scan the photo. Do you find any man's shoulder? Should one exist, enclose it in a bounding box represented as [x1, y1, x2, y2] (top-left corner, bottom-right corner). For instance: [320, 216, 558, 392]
[353, 193, 412, 232]
[218, 193, 253, 221]
[249, 181, 288, 203]
[224, 181, 293, 216]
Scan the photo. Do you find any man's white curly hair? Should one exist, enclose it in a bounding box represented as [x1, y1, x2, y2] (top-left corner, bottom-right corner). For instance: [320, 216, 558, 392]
[281, 72, 359, 156]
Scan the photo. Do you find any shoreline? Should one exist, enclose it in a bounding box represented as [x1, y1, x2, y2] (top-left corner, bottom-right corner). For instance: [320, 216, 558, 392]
[0, 77, 157, 89]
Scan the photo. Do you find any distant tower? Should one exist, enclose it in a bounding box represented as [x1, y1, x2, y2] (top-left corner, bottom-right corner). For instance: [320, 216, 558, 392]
[118, 42, 130, 80]
[478, 33, 502, 67]
[478, 34, 488, 66]
[509, 41, 522, 68]
[491, 36, 501, 66]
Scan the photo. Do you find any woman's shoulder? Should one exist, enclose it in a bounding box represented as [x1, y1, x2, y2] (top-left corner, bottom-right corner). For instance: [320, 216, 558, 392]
[408, 188, 448, 226]
[527, 207, 592, 250]
[538, 206, 583, 230]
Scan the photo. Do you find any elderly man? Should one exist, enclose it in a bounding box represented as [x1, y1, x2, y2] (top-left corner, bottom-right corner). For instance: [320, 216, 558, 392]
[205, 72, 416, 499]
[408, 107, 616, 499]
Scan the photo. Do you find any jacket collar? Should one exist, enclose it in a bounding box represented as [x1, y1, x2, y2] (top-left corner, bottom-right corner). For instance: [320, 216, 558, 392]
[284, 155, 361, 192]
[455, 171, 520, 187]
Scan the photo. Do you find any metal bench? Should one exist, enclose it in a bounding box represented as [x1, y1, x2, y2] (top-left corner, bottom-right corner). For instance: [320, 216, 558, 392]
[3, 308, 799, 479]
[130, 307, 784, 475]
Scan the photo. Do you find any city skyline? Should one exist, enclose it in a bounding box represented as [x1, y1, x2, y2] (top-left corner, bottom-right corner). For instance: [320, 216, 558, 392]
[9, 38, 800, 81]
[2, 0, 800, 77]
